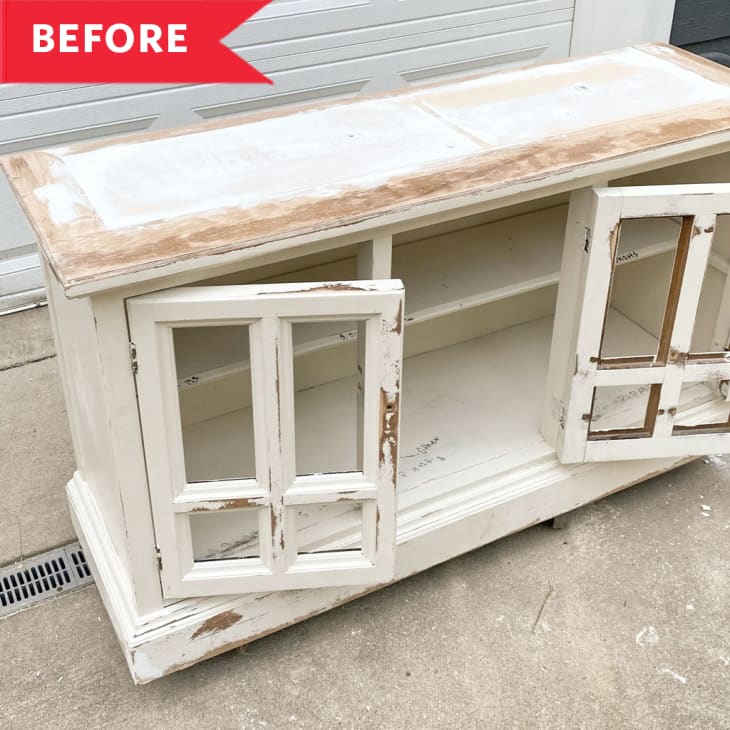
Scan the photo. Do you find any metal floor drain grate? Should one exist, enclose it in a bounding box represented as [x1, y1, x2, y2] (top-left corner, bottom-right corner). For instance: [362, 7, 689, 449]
[0, 542, 94, 618]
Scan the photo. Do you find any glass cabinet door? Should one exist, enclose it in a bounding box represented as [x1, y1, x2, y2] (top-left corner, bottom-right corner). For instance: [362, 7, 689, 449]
[544, 184, 730, 463]
[127, 280, 403, 598]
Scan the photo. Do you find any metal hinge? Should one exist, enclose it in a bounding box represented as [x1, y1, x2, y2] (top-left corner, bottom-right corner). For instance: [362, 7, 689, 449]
[155, 546, 162, 571]
[583, 227, 592, 253]
[129, 342, 138, 376]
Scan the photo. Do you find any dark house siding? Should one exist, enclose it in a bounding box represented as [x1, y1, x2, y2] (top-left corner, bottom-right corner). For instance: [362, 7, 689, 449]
[671, 0, 730, 56]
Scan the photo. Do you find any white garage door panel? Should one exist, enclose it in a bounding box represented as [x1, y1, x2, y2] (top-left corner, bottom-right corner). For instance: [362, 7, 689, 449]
[197, 21, 572, 115]
[0, 253, 45, 305]
[0, 2, 572, 118]
[230, 0, 573, 44]
[238, 7, 573, 61]
[0, 115, 160, 156]
[0, 0, 575, 312]
[0, 10, 573, 150]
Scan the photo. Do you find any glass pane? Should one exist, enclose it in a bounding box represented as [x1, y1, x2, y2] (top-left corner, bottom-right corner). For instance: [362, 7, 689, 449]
[691, 215, 730, 355]
[292, 321, 362, 476]
[190, 509, 260, 561]
[600, 217, 682, 362]
[295, 502, 363, 555]
[674, 380, 730, 432]
[588, 384, 654, 435]
[173, 325, 256, 482]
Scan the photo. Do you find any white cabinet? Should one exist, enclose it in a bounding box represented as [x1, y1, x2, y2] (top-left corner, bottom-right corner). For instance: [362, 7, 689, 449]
[128, 280, 403, 597]
[5, 43, 730, 683]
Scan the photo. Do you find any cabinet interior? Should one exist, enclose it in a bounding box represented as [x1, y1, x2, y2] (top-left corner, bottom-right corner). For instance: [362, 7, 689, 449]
[170, 153, 730, 561]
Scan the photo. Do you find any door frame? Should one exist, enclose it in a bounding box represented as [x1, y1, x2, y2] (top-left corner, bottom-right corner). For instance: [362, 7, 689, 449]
[127, 279, 404, 598]
[543, 184, 730, 463]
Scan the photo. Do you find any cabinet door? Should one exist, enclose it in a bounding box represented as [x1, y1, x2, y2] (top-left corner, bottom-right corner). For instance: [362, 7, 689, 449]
[127, 280, 403, 598]
[543, 185, 730, 463]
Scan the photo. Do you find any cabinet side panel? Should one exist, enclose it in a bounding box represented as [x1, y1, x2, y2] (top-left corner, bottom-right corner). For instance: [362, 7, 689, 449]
[90, 292, 165, 615]
[42, 259, 130, 571]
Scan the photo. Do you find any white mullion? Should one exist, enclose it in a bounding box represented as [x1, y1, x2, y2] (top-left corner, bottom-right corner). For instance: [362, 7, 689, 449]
[276, 318, 297, 571]
[356, 319, 367, 474]
[178, 479, 264, 502]
[652, 367, 683, 438]
[357, 313, 382, 563]
[653, 215, 717, 438]
[283, 488, 377, 506]
[249, 317, 284, 574]
[357, 236, 393, 476]
[361, 315, 381, 484]
[594, 366, 666, 387]
[284, 473, 376, 505]
[682, 361, 730, 383]
[669, 214, 716, 354]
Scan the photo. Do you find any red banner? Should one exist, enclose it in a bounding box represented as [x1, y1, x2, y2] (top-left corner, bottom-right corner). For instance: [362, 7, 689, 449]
[0, 0, 273, 83]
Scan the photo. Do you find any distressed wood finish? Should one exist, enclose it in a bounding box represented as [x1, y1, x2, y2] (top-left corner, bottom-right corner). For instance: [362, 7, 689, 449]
[544, 184, 730, 463]
[4, 44, 730, 297]
[128, 281, 404, 597]
[17, 45, 730, 683]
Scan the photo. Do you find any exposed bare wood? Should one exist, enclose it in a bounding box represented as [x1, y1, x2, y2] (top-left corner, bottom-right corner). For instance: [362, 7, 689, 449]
[5, 45, 730, 296]
[548, 186, 730, 462]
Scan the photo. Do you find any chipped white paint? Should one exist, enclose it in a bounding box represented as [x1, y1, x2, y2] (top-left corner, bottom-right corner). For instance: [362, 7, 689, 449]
[56, 101, 483, 230]
[127, 280, 404, 597]
[635, 626, 659, 647]
[34, 182, 87, 226]
[544, 185, 730, 463]
[38, 46, 730, 233]
[418, 48, 730, 150]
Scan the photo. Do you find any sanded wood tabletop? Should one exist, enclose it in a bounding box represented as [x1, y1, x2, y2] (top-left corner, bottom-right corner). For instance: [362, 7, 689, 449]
[4, 43, 730, 296]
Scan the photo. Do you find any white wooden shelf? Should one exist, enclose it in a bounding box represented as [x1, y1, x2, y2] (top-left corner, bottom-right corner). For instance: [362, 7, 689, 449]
[392, 205, 725, 323]
[185, 309, 724, 560]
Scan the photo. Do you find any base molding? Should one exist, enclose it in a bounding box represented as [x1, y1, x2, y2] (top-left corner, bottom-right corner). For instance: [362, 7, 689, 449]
[68, 453, 690, 683]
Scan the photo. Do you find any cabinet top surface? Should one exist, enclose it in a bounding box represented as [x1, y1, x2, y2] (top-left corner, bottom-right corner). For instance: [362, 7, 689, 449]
[5, 43, 730, 297]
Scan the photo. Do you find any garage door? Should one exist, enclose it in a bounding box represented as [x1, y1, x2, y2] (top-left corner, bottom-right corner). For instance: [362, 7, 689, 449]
[0, 0, 575, 312]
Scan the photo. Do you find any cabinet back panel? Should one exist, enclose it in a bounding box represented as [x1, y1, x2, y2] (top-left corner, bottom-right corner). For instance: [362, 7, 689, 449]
[609, 250, 676, 343]
[179, 286, 557, 426]
[616, 150, 730, 187]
